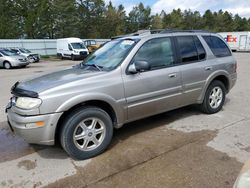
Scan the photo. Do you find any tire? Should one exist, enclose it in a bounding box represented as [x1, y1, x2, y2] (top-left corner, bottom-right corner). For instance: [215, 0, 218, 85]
[4, 61, 11, 69]
[71, 55, 75, 61]
[21, 65, 27, 68]
[60, 106, 113, 160]
[199, 80, 226, 114]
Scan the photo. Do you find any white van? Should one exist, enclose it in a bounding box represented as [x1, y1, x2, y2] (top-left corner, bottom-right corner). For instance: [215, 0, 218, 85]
[219, 32, 250, 52]
[57, 38, 89, 60]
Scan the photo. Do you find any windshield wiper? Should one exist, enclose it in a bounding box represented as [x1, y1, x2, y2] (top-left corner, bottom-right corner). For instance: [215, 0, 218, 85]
[80, 63, 103, 71]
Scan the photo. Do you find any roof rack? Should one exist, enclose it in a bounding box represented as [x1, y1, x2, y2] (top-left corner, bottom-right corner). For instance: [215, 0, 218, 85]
[111, 29, 164, 40]
[160, 29, 211, 34]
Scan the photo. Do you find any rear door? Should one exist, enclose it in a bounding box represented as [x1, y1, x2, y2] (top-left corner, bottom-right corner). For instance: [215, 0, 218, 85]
[174, 35, 209, 105]
[239, 35, 247, 50]
[122, 37, 182, 121]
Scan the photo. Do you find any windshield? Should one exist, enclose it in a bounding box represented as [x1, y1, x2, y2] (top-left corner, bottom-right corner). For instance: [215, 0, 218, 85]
[0, 50, 16, 56]
[71, 42, 86, 49]
[81, 39, 137, 71]
[20, 48, 31, 53]
[89, 40, 96, 45]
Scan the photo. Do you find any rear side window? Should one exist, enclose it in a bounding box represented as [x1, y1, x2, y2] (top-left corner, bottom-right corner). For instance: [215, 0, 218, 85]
[202, 36, 231, 57]
[176, 36, 199, 63]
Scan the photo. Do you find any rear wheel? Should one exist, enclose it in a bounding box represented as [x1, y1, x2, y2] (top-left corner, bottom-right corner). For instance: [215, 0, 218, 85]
[4, 61, 11, 69]
[60, 106, 113, 160]
[200, 80, 226, 114]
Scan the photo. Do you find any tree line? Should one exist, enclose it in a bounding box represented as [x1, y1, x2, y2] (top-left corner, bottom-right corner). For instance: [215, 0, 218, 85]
[1, 0, 250, 39]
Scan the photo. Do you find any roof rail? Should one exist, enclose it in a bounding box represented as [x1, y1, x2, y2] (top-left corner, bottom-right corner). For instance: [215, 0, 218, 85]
[160, 29, 211, 34]
[111, 29, 164, 40]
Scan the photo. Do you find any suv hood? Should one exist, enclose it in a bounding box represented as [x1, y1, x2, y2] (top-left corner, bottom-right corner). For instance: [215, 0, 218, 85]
[16, 67, 105, 94]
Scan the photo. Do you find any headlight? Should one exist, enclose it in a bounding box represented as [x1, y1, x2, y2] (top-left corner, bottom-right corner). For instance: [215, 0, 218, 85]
[15, 97, 42, 109]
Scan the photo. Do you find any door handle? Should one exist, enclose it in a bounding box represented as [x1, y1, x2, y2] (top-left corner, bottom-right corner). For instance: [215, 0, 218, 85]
[205, 66, 212, 71]
[168, 73, 177, 78]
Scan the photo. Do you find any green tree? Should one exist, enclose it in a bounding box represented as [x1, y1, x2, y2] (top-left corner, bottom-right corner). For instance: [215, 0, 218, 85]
[202, 10, 216, 31]
[234, 14, 250, 31]
[162, 9, 183, 29]
[101, 2, 126, 38]
[0, 0, 21, 38]
[53, 0, 79, 38]
[127, 3, 151, 32]
[151, 14, 163, 29]
[77, 0, 106, 38]
[182, 10, 202, 29]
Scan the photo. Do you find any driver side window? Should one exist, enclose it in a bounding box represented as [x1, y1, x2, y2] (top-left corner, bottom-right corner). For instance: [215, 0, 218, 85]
[133, 37, 174, 70]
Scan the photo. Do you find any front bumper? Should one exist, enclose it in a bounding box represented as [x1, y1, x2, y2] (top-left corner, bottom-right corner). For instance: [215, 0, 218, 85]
[12, 61, 29, 67]
[6, 108, 62, 145]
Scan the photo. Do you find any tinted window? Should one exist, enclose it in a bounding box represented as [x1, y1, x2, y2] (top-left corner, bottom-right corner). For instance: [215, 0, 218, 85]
[176, 36, 199, 63]
[194, 36, 206, 60]
[133, 37, 174, 70]
[202, 36, 231, 57]
[71, 42, 86, 49]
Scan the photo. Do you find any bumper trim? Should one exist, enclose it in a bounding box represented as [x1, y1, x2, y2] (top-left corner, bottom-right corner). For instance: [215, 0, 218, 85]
[7, 109, 63, 145]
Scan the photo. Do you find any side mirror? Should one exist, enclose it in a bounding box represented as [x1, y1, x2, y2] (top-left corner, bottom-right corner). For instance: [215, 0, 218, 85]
[128, 61, 150, 74]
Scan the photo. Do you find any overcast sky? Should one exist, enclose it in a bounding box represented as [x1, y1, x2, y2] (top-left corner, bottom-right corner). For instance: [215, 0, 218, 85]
[105, 0, 250, 18]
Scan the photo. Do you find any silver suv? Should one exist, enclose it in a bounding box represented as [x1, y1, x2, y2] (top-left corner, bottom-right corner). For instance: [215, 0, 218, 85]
[6, 31, 237, 159]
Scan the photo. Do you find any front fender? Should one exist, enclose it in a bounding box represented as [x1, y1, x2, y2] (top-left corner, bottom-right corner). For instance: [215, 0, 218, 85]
[55, 93, 126, 126]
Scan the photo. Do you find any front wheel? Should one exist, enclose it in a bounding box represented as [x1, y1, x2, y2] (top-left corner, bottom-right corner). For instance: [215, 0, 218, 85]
[4, 62, 11, 69]
[60, 107, 113, 160]
[199, 80, 226, 114]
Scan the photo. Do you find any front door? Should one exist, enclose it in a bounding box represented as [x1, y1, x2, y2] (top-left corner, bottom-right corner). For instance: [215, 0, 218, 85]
[122, 37, 182, 122]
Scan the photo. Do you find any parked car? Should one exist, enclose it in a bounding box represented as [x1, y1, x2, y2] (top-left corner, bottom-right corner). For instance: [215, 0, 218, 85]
[0, 49, 29, 69]
[57, 38, 89, 60]
[83, 40, 101, 53]
[9, 48, 40, 63]
[6, 30, 237, 160]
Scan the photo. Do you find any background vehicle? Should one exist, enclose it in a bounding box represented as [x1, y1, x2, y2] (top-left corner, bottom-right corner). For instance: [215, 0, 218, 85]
[0, 49, 29, 69]
[57, 38, 89, 60]
[83, 40, 101, 53]
[219, 32, 250, 52]
[9, 47, 40, 63]
[6, 30, 237, 160]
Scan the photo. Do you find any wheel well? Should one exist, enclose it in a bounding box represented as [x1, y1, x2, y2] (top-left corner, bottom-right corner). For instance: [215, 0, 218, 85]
[3, 61, 10, 64]
[213, 75, 229, 92]
[54, 100, 117, 145]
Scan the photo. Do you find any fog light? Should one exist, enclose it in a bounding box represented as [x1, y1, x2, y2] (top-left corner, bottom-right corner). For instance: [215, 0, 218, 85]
[25, 121, 45, 128]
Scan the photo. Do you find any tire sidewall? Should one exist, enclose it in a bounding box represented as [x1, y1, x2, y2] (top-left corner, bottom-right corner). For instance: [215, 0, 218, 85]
[4, 62, 11, 69]
[205, 81, 226, 113]
[61, 107, 113, 160]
